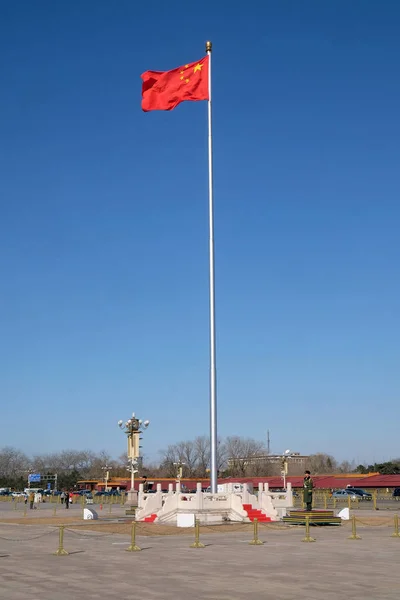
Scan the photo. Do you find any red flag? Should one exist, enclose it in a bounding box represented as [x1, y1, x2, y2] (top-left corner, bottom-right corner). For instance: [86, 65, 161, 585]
[141, 56, 209, 112]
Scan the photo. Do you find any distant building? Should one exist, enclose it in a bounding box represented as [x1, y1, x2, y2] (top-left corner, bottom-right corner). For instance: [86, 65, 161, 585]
[227, 453, 310, 477]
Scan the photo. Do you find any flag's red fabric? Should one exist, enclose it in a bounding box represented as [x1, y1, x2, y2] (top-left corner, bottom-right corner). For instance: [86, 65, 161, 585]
[141, 56, 209, 112]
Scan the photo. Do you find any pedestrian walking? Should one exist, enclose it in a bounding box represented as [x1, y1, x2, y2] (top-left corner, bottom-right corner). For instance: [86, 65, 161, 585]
[65, 491, 70, 509]
[29, 491, 35, 510]
[60, 491, 65, 505]
[303, 470, 314, 512]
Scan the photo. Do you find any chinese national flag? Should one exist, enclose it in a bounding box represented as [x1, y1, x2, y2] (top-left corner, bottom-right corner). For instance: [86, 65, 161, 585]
[141, 56, 209, 112]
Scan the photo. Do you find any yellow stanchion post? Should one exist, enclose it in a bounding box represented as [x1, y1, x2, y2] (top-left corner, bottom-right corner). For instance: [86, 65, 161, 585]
[333, 498, 337, 510]
[53, 505, 57, 517]
[391, 514, 400, 538]
[348, 515, 361, 540]
[348, 494, 351, 510]
[324, 493, 327, 510]
[302, 516, 316, 542]
[109, 501, 112, 514]
[54, 525, 69, 556]
[13, 499, 17, 511]
[249, 518, 263, 545]
[126, 521, 141, 552]
[373, 491, 378, 511]
[23, 504, 27, 517]
[190, 519, 205, 548]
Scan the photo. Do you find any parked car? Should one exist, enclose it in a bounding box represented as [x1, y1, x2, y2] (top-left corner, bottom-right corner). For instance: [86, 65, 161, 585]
[332, 489, 358, 500]
[11, 491, 27, 498]
[393, 488, 400, 499]
[346, 488, 372, 500]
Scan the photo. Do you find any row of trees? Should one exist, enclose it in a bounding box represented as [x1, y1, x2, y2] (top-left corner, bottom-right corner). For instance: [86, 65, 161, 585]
[1, 441, 399, 489]
[0, 447, 128, 490]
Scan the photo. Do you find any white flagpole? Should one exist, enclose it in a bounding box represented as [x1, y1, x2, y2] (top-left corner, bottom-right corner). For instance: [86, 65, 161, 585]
[206, 41, 218, 493]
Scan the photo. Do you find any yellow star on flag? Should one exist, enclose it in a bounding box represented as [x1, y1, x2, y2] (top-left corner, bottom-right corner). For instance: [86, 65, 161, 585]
[193, 63, 203, 73]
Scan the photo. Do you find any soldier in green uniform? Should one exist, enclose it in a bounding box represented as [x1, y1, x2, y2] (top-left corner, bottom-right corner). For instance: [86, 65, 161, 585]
[303, 470, 314, 512]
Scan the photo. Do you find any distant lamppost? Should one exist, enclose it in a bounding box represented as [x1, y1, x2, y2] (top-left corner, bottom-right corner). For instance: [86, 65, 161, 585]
[101, 465, 112, 493]
[281, 449, 294, 489]
[173, 461, 186, 482]
[118, 413, 150, 505]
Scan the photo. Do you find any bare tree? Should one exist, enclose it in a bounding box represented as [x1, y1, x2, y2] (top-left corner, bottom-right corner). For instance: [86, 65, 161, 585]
[309, 453, 338, 474]
[0, 447, 30, 479]
[194, 436, 209, 477]
[225, 436, 267, 477]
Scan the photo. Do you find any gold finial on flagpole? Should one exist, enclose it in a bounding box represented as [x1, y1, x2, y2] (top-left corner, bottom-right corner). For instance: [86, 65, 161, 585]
[205, 41, 212, 53]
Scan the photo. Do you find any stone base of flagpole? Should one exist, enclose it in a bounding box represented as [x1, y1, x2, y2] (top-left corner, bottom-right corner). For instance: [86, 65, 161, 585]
[125, 490, 138, 515]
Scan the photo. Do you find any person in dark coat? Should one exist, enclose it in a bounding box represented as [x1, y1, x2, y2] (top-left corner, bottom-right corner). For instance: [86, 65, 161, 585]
[303, 470, 314, 512]
[65, 492, 70, 509]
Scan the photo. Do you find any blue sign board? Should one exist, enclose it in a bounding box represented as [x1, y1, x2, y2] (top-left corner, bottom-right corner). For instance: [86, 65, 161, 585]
[47, 483, 51, 490]
[28, 473, 41, 483]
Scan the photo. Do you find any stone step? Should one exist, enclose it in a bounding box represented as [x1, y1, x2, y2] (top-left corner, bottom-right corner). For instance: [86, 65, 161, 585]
[283, 509, 341, 526]
[243, 504, 272, 522]
[143, 513, 157, 522]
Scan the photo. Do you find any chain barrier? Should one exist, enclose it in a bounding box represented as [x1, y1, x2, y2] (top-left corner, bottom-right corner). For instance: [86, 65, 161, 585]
[135, 522, 195, 537]
[1, 512, 399, 553]
[259, 522, 296, 531]
[64, 527, 123, 539]
[200, 523, 252, 535]
[354, 517, 394, 527]
[0, 529, 56, 542]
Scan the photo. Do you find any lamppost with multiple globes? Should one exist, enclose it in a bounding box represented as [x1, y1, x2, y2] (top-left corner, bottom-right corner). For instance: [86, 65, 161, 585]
[173, 461, 185, 482]
[118, 413, 149, 505]
[101, 465, 112, 493]
[281, 449, 294, 489]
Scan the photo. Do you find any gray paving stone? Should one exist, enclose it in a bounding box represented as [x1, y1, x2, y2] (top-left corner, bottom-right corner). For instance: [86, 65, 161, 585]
[0, 516, 399, 599]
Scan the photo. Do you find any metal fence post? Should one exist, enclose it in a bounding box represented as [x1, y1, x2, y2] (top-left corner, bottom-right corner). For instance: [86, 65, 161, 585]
[249, 518, 263, 545]
[190, 519, 205, 548]
[348, 515, 361, 540]
[392, 514, 400, 538]
[54, 525, 69, 556]
[302, 516, 316, 542]
[126, 521, 141, 552]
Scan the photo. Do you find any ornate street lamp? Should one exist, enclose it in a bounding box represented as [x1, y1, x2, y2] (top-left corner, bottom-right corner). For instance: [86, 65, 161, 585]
[118, 413, 149, 506]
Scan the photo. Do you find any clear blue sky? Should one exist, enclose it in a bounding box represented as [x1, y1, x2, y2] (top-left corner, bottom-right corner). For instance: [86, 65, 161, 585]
[1, 1, 399, 465]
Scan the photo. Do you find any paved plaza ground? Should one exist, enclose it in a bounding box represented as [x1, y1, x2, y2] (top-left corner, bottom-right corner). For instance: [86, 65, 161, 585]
[0, 503, 399, 600]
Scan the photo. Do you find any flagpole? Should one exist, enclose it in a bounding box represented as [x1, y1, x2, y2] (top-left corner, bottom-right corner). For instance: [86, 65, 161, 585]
[206, 40, 218, 494]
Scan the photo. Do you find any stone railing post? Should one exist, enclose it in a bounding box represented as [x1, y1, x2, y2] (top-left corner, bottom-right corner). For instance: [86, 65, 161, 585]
[287, 482, 293, 507]
[196, 482, 203, 510]
[138, 483, 144, 508]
